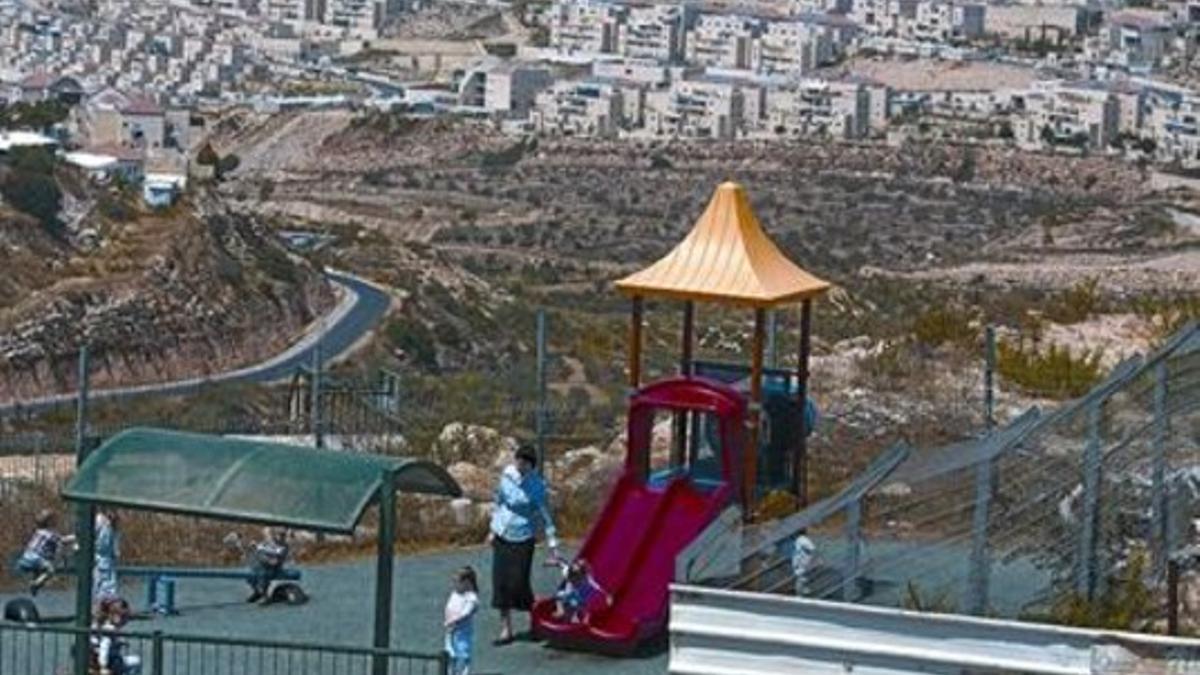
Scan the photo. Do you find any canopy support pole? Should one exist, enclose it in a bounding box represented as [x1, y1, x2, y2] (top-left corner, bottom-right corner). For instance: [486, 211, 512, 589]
[746, 309, 766, 518]
[372, 469, 397, 675]
[673, 302, 695, 468]
[74, 346, 95, 675]
[629, 296, 644, 391]
[795, 300, 812, 506]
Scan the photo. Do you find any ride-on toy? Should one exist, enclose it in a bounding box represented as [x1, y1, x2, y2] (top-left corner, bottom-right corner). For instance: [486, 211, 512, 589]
[532, 182, 830, 653]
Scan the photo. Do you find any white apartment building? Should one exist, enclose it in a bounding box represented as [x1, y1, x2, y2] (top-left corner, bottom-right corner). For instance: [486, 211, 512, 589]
[910, 1, 984, 42]
[787, 0, 851, 15]
[761, 79, 874, 138]
[684, 13, 762, 71]
[751, 20, 831, 75]
[457, 60, 554, 118]
[619, 3, 688, 62]
[1013, 81, 1118, 150]
[852, 0, 983, 42]
[263, 0, 309, 21]
[325, 0, 382, 37]
[644, 76, 746, 138]
[985, 3, 1086, 41]
[1144, 86, 1200, 166]
[1103, 12, 1173, 70]
[549, 0, 623, 55]
[531, 80, 624, 137]
[592, 58, 670, 85]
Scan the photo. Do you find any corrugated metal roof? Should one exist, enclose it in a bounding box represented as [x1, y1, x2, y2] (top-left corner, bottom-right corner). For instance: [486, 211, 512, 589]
[615, 182, 830, 307]
[62, 427, 462, 533]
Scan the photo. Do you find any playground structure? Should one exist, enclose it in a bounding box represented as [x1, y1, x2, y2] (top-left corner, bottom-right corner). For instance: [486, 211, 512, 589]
[532, 181, 831, 653]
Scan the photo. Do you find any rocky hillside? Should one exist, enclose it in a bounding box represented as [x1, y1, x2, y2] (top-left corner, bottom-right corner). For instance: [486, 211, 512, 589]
[0, 187, 334, 404]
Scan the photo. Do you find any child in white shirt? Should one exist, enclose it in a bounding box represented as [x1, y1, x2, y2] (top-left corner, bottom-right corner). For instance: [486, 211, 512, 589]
[444, 566, 479, 675]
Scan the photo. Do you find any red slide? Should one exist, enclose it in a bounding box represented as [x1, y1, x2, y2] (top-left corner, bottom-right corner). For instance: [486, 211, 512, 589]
[532, 470, 728, 654]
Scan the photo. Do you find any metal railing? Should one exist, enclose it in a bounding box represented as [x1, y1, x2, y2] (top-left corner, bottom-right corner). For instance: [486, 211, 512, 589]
[669, 584, 1200, 675]
[0, 621, 448, 675]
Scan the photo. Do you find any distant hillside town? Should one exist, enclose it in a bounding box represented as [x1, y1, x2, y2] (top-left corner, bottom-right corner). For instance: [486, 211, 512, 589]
[2, 0, 1200, 178]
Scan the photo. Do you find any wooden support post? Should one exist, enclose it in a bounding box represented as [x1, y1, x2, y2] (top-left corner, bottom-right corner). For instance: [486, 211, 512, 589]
[372, 469, 397, 675]
[680, 301, 694, 375]
[673, 302, 695, 467]
[629, 297, 644, 391]
[747, 309, 766, 517]
[795, 300, 813, 506]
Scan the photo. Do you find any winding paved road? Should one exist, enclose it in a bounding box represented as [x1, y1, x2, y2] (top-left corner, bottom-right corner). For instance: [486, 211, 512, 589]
[0, 270, 392, 417]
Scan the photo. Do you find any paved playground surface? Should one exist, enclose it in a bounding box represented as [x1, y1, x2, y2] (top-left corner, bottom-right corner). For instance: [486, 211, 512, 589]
[2, 540, 1050, 675]
[4, 545, 666, 675]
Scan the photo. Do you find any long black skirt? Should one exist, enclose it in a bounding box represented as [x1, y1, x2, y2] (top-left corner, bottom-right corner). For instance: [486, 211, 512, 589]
[491, 536, 535, 611]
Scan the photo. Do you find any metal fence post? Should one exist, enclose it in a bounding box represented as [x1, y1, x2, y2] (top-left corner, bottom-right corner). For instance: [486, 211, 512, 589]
[74, 346, 95, 675]
[152, 630, 164, 675]
[373, 469, 397, 675]
[1152, 361, 1170, 578]
[984, 325, 996, 434]
[1078, 401, 1104, 600]
[536, 309, 547, 472]
[965, 456, 993, 615]
[311, 339, 323, 449]
[1168, 558, 1181, 636]
[842, 499, 862, 601]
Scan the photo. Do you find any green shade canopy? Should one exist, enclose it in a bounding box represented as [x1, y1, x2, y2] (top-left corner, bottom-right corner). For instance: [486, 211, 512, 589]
[62, 428, 462, 533]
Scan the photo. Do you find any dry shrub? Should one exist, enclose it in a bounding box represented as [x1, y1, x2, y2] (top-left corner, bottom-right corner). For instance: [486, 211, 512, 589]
[912, 306, 979, 349]
[1045, 279, 1102, 325]
[997, 339, 1104, 399]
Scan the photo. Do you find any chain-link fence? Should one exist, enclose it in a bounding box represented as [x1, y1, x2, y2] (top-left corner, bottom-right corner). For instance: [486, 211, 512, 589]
[726, 322, 1200, 620]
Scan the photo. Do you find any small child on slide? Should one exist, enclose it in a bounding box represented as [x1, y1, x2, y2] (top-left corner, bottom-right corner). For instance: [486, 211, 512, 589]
[18, 509, 76, 596]
[551, 557, 613, 624]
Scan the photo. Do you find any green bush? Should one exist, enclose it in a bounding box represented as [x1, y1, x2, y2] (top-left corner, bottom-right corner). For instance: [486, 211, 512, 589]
[217, 153, 241, 174]
[1, 147, 62, 235]
[0, 100, 69, 130]
[196, 143, 219, 166]
[385, 318, 438, 371]
[997, 339, 1104, 399]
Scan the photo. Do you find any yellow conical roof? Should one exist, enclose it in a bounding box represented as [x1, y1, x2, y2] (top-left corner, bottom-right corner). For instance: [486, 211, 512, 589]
[615, 182, 830, 308]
